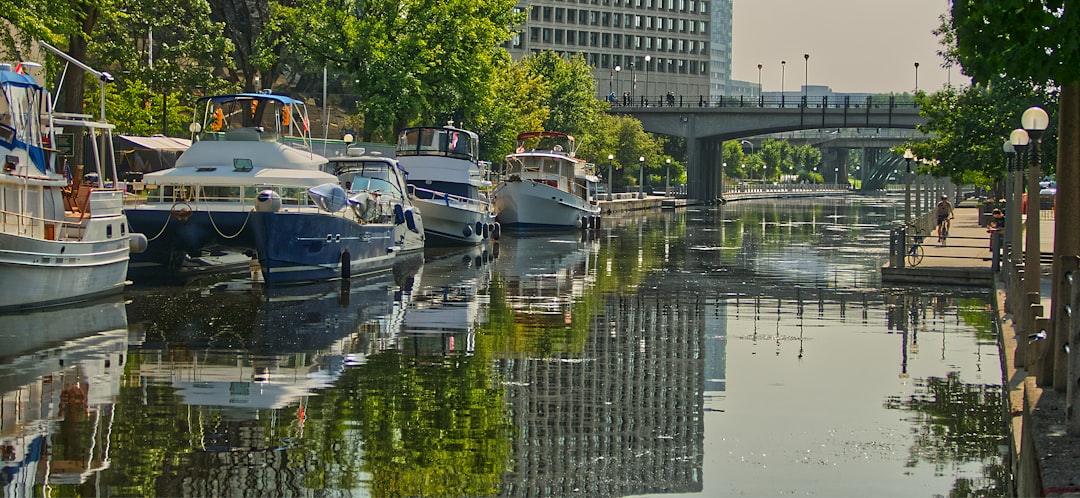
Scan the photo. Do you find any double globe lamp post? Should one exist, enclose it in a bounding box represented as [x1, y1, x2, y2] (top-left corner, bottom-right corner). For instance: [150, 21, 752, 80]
[1006, 106, 1049, 295]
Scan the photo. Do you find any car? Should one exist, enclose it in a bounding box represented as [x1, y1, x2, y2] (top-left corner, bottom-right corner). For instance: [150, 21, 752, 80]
[1040, 180, 1056, 196]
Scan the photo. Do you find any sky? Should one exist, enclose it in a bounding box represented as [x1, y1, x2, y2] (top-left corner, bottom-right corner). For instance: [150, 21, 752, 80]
[732, 0, 966, 94]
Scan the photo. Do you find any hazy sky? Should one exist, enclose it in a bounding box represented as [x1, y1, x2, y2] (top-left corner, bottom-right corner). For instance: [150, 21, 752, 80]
[732, 0, 964, 94]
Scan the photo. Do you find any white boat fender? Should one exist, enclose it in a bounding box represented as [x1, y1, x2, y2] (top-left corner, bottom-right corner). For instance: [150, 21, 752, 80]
[256, 190, 282, 212]
[475, 221, 484, 238]
[129, 232, 149, 254]
[348, 192, 377, 221]
[308, 183, 348, 212]
[481, 222, 489, 239]
[575, 217, 583, 229]
[462, 224, 472, 237]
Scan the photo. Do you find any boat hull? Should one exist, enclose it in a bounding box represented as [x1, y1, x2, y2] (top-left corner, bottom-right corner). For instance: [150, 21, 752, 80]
[493, 181, 600, 229]
[0, 232, 130, 311]
[413, 198, 497, 246]
[250, 210, 417, 284]
[125, 205, 256, 264]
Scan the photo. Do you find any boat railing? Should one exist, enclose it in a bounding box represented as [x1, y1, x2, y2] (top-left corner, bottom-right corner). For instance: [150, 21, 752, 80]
[407, 184, 492, 212]
[0, 207, 98, 241]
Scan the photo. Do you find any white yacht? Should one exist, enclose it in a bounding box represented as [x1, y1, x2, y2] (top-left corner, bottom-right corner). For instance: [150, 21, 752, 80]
[492, 132, 601, 230]
[395, 124, 498, 245]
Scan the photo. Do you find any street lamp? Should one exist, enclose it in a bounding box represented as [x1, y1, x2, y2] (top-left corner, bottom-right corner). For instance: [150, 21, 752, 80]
[665, 158, 672, 197]
[903, 149, 914, 222]
[803, 53, 810, 102]
[630, 61, 635, 97]
[1021, 106, 1049, 295]
[914, 62, 920, 93]
[1010, 128, 1029, 283]
[757, 63, 764, 106]
[644, 55, 651, 104]
[607, 153, 615, 200]
[615, 65, 621, 98]
[780, 60, 786, 107]
[638, 156, 645, 199]
[1002, 139, 1016, 269]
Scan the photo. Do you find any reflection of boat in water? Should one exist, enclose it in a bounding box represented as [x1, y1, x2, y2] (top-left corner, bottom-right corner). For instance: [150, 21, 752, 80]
[0, 297, 128, 492]
[494, 233, 598, 319]
[398, 246, 495, 356]
[127, 264, 421, 415]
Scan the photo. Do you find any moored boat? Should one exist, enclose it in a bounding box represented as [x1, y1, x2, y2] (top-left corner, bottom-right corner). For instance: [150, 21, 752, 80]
[251, 147, 425, 284]
[395, 124, 498, 245]
[0, 46, 145, 311]
[125, 91, 332, 271]
[491, 132, 601, 230]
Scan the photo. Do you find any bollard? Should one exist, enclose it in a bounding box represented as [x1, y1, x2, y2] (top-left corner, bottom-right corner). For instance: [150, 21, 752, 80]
[1069, 271, 1080, 433]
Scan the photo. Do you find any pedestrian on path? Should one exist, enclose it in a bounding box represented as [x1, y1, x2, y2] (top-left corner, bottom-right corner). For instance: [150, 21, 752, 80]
[987, 208, 1005, 271]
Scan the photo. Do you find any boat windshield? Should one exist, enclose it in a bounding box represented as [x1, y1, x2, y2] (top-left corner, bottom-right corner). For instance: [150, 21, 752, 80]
[198, 95, 309, 147]
[397, 127, 475, 160]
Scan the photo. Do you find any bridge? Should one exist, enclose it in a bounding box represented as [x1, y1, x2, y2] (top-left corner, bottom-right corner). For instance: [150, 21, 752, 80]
[609, 95, 927, 202]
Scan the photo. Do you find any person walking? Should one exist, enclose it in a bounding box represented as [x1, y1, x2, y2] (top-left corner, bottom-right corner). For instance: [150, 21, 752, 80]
[987, 208, 1006, 272]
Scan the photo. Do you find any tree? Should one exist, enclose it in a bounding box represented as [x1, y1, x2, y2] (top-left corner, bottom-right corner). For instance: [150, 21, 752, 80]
[522, 51, 604, 140]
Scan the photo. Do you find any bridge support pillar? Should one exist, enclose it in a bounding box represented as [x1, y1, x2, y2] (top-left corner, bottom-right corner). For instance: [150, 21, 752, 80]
[686, 123, 721, 203]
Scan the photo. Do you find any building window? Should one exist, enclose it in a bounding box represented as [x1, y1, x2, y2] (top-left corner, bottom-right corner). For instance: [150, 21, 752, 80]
[567, 8, 576, 23]
[700, 1, 707, 13]
[579, 10, 587, 23]
[679, 19, 685, 32]
[543, 7, 552, 21]
[556, 8, 564, 22]
[613, 13, 621, 27]
[578, 31, 587, 45]
[678, 0, 685, 10]
[700, 21, 708, 33]
[590, 31, 598, 46]
[556, 29, 565, 44]
[512, 32, 522, 48]
[530, 27, 539, 42]
[543, 28, 552, 42]
[614, 33, 622, 49]
[678, 39, 684, 52]
[602, 12, 610, 26]
[602, 32, 610, 47]
[590, 10, 598, 25]
[530, 7, 539, 20]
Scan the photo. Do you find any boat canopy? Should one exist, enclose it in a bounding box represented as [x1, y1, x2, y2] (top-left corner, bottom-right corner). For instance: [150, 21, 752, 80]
[198, 93, 305, 106]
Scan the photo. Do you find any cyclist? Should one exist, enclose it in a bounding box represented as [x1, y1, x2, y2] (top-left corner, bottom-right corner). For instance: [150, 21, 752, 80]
[935, 194, 954, 244]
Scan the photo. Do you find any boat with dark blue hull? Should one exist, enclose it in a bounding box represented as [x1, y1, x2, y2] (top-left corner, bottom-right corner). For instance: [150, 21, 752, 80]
[249, 146, 425, 284]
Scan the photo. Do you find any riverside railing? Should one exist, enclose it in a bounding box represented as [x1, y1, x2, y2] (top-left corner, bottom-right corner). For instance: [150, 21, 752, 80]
[612, 94, 919, 110]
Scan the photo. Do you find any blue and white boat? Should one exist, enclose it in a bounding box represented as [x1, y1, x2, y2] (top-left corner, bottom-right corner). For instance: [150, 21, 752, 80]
[492, 131, 601, 230]
[395, 124, 498, 245]
[251, 147, 425, 284]
[0, 47, 145, 311]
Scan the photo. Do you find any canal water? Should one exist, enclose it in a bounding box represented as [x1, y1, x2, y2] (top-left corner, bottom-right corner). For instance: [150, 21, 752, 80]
[0, 195, 1007, 497]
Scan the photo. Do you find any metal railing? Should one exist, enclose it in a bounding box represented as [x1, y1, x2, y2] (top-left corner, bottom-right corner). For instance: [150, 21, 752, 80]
[610, 94, 919, 110]
[407, 184, 492, 213]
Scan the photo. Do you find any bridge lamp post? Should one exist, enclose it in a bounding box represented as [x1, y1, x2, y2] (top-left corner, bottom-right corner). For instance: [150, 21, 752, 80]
[914, 62, 920, 93]
[903, 149, 914, 223]
[780, 60, 786, 108]
[638, 156, 646, 199]
[630, 61, 635, 97]
[644, 55, 651, 104]
[607, 153, 615, 200]
[665, 158, 671, 197]
[803, 53, 809, 104]
[757, 63, 763, 106]
[1021, 106, 1049, 296]
[615, 65, 621, 97]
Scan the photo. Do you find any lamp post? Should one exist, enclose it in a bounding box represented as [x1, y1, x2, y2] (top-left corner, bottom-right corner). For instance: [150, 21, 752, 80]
[757, 63, 763, 106]
[803, 53, 809, 103]
[914, 62, 920, 93]
[615, 65, 621, 98]
[1002, 139, 1015, 268]
[780, 60, 786, 107]
[903, 149, 914, 223]
[644, 55, 651, 104]
[739, 140, 754, 181]
[665, 158, 671, 197]
[630, 61, 635, 97]
[638, 156, 645, 199]
[1021, 106, 1049, 296]
[1010, 128, 1029, 280]
[607, 153, 615, 200]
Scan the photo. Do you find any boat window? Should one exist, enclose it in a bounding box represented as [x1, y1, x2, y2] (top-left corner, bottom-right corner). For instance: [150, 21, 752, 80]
[417, 128, 440, 153]
[201, 186, 242, 202]
[279, 187, 306, 205]
[352, 177, 398, 196]
[397, 129, 419, 154]
[542, 158, 561, 175]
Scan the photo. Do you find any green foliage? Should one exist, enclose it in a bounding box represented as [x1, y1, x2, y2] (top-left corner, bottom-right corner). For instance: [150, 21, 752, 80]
[521, 51, 604, 139]
[902, 80, 1057, 185]
[91, 78, 195, 136]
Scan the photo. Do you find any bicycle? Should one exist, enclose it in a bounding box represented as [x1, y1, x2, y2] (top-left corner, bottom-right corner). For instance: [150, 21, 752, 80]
[907, 234, 925, 267]
[937, 217, 951, 246]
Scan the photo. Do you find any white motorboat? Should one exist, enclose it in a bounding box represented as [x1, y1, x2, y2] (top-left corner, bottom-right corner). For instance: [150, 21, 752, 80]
[492, 131, 602, 230]
[0, 46, 145, 311]
[395, 124, 498, 245]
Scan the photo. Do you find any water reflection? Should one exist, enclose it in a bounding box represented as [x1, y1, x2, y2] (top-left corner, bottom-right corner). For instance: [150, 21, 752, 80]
[0, 196, 1007, 497]
[0, 298, 128, 494]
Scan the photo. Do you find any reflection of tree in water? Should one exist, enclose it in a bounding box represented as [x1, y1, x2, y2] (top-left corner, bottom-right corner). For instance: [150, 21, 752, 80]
[883, 372, 1008, 497]
[307, 349, 513, 497]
